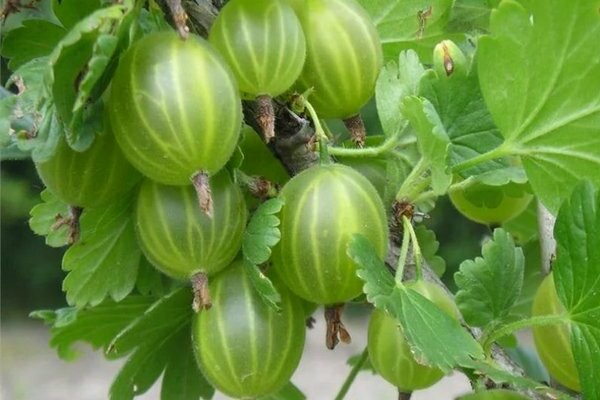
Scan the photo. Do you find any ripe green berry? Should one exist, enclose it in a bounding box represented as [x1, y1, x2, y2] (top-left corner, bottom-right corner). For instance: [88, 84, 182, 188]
[193, 261, 306, 398]
[109, 31, 242, 185]
[532, 273, 580, 391]
[135, 172, 247, 281]
[368, 280, 458, 392]
[209, 0, 306, 99]
[36, 128, 141, 208]
[272, 163, 388, 305]
[289, 0, 383, 118]
[449, 178, 533, 225]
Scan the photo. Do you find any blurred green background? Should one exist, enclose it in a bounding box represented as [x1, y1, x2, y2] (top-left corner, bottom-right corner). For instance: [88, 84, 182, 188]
[2, 160, 66, 320]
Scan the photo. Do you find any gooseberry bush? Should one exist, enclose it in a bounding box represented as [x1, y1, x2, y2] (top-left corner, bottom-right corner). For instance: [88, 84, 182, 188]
[1, 0, 600, 399]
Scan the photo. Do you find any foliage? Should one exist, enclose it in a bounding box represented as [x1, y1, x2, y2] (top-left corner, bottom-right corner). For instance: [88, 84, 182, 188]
[2, 0, 599, 399]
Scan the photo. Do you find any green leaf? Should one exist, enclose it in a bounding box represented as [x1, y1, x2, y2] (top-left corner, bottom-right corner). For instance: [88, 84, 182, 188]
[259, 382, 305, 400]
[243, 198, 285, 265]
[358, 0, 460, 62]
[1, 0, 56, 33]
[420, 41, 506, 177]
[413, 225, 446, 276]
[462, 359, 574, 400]
[478, 1, 600, 213]
[52, 0, 102, 29]
[108, 288, 211, 400]
[455, 229, 524, 327]
[401, 96, 452, 194]
[0, 19, 66, 69]
[3, 57, 62, 162]
[348, 234, 484, 371]
[375, 50, 425, 138]
[245, 260, 281, 312]
[47, 4, 128, 150]
[553, 181, 600, 399]
[160, 346, 214, 400]
[108, 289, 191, 358]
[62, 196, 141, 307]
[30, 296, 154, 361]
[28, 189, 70, 248]
[447, 0, 497, 33]
[135, 257, 168, 297]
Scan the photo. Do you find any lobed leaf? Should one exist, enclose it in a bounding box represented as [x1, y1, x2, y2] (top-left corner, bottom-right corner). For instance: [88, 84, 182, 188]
[420, 41, 507, 177]
[28, 189, 70, 248]
[245, 260, 282, 312]
[553, 181, 600, 399]
[348, 234, 484, 372]
[455, 229, 524, 328]
[414, 224, 446, 276]
[30, 296, 154, 361]
[243, 197, 285, 265]
[62, 196, 141, 307]
[107, 288, 213, 400]
[478, 0, 600, 213]
[242, 198, 285, 310]
[375, 50, 425, 138]
[1, 19, 66, 69]
[47, 4, 130, 150]
[401, 96, 452, 194]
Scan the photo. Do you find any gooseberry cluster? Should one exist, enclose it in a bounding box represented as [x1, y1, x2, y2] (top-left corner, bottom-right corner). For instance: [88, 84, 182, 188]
[27, 0, 579, 398]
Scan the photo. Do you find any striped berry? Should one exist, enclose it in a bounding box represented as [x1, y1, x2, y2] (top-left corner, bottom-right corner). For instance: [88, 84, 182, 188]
[108, 31, 242, 186]
[135, 172, 247, 309]
[210, 0, 306, 141]
[209, 0, 305, 99]
[193, 261, 306, 398]
[288, 0, 383, 119]
[271, 163, 388, 305]
[36, 127, 141, 208]
[368, 280, 459, 391]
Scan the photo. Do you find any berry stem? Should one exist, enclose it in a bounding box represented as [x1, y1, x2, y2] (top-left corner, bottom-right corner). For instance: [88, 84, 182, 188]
[304, 100, 331, 165]
[166, 0, 190, 39]
[398, 390, 412, 400]
[191, 271, 212, 312]
[343, 115, 366, 147]
[324, 304, 351, 350]
[256, 94, 276, 143]
[191, 171, 213, 218]
[395, 218, 412, 285]
[333, 346, 368, 400]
